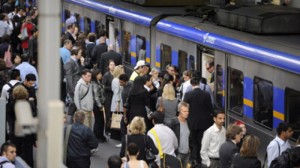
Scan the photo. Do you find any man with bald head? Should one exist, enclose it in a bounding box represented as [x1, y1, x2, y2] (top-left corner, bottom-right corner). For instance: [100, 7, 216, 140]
[99, 44, 122, 74]
[91, 36, 107, 69]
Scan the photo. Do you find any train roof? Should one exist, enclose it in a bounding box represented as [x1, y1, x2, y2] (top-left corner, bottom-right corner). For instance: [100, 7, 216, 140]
[66, 0, 300, 74]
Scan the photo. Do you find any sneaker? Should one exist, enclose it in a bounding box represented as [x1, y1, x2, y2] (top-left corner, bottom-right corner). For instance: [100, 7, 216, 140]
[115, 143, 122, 148]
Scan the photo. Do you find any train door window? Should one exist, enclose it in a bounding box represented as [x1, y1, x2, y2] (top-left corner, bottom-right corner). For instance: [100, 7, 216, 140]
[95, 21, 105, 37]
[285, 88, 300, 141]
[253, 77, 273, 129]
[64, 10, 71, 22]
[74, 13, 80, 28]
[216, 64, 224, 108]
[228, 68, 244, 115]
[115, 28, 120, 53]
[201, 50, 214, 93]
[160, 44, 171, 70]
[136, 35, 146, 62]
[189, 55, 195, 70]
[178, 50, 187, 74]
[122, 31, 131, 63]
[84, 17, 91, 34]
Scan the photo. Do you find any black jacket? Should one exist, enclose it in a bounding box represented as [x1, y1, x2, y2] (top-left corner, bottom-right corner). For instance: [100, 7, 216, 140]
[183, 88, 213, 130]
[99, 50, 122, 74]
[219, 140, 239, 168]
[231, 154, 261, 168]
[65, 122, 98, 160]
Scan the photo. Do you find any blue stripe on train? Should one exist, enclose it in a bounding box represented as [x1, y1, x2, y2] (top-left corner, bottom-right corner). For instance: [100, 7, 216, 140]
[243, 77, 253, 119]
[130, 35, 136, 65]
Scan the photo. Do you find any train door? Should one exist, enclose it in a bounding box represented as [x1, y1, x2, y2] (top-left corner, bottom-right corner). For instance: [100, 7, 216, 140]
[106, 16, 121, 53]
[197, 45, 214, 90]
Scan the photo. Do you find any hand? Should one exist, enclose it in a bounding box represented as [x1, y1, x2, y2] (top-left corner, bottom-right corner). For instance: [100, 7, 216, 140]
[121, 157, 127, 163]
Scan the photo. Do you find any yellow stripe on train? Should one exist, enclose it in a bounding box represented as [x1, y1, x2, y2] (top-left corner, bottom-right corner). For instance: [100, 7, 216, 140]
[156, 62, 160, 67]
[146, 57, 150, 63]
[273, 110, 284, 121]
[131, 52, 136, 57]
[243, 98, 253, 107]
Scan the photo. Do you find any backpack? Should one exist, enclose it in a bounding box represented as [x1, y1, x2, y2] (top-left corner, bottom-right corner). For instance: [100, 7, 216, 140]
[270, 149, 291, 168]
[6, 82, 21, 105]
[0, 160, 9, 168]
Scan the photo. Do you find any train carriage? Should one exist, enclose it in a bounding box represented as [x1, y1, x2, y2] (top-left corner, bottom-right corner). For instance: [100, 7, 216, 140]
[63, 0, 300, 159]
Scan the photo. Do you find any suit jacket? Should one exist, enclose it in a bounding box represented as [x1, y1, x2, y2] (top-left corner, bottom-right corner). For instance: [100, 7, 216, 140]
[65, 31, 76, 45]
[91, 43, 107, 67]
[219, 140, 239, 168]
[183, 88, 213, 130]
[99, 50, 122, 74]
[64, 58, 82, 98]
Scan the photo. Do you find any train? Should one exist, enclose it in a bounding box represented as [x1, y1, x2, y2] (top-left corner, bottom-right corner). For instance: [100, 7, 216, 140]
[62, 0, 300, 158]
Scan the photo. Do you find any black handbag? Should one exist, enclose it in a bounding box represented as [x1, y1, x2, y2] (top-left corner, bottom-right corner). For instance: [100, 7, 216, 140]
[144, 135, 156, 163]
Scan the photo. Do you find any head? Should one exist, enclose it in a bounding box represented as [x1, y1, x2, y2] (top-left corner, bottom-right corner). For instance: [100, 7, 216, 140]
[10, 69, 20, 80]
[276, 122, 293, 141]
[163, 74, 174, 85]
[177, 101, 189, 120]
[67, 23, 75, 33]
[25, 16, 31, 23]
[240, 135, 260, 157]
[31, 27, 38, 37]
[112, 65, 124, 78]
[13, 53, 22, 65]
[98, 29, 107, 38]
[233, 120, 247, 137]
[12, 85, 28, 100]
[108, 60, 116, 72]
[99, 36, 106, 44]
[162, 84, 175, 100]
[1, 142, 16, 162]
[119, 74, 129, 87]
[150, 67, 160, 78]
[127, 143, 139, 156]
[87, 32, 96, 43]
[108, 44, 114, 51]
[206, 60, 214, 73]
[143, 74, 152, 87]
[226, 124, 243, 143]
[166, 64, 175, 76]
[21, 53, 30, 62]
[129, 117, 146, 134]
[24, 73, 36, 88]
[144, 64, 150, 75]
[183, 70, 191, 82]
[81, 69, 92, 83]
[73, 111, 85, 124]
[151, 111, 164, 125]
[64, 39, 73, 50]
[91, 69, 102, 81]
[134, 60, 146, 74]
[190, 77, 200, 87]
[213, 111, 225, 128]
[71, 47, 82, 60]
[107, 155, 122, 168]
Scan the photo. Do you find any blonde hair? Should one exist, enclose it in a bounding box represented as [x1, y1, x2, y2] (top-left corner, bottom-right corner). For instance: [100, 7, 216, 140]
[13, 85, 29, 100]
[162, 84, 175, 100]
[113, 65, 124, 78]
[129, 117, 146, 134]
[240, 135, 260, 157]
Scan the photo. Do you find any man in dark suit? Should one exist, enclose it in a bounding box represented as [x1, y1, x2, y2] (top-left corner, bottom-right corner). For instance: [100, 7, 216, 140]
[99, 44, 122, 74]
[64, 47, 83, 118]
[183, 77, 213, 167]
[219, 125, 242, 168]
[92, 36, 107, 69]
[65, 23, 76, 45]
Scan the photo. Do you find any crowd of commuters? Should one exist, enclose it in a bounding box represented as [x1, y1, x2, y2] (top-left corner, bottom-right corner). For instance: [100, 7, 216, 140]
[0, 1, 300, 168]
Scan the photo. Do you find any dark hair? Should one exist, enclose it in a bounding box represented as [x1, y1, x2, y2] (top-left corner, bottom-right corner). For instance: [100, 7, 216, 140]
[276, 122, 292, 135]
[151, 111, 164, 124]
[130, 76, 146, 95]
[88, 33, 96, 42]
[1, 142, 16, 154]
[119, 74, 129, 82]
[226, 124, 242, 140]
[21, 53, 29, 62]
[31, 27, 38, 34]
[207, 60, 214, 67]
[71, 47, 79, 56]
[127, 143, 139, 156]
[67, 23, 74, 30]
[213, 111, 225, 118]
[98, 29, 107, 37]
[91, 69, 101, 82]
[25, 73, 36, 81]
[192, 70, 202, 80]
[163, 74, 173, 84]
[143, 74, 151, 82]
[1, 34, 10, 43]
[107, 155, 122, 168]
[10, 69, 20, 79]
[190, 77, 199, 86]
[81, 69, 91, 76]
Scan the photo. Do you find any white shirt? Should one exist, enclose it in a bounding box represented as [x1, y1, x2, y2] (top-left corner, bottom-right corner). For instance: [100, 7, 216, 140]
[181, 79, 190, 100]
[147, 124, 178, 165]
[267, 136, 291, 167]
[0, 156, 15, 168]
[200, 123, 226, 167]
[0, 80, 20, 102]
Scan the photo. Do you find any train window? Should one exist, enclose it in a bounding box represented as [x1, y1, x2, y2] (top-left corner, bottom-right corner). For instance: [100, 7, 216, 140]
[136, 35, 146, 61]
[122, 31, 131, 63]
[160, 44, 171, 69]
[216, 64, 224, 108]
[189, 55, 195, 70]
[254, 77, 273, 129]
[74, 13, 80, 28]
[84, 17, 91, 34]
[285, 88, 300, 141]
[228, 68, 244, 115]
[64, 10, 71, 22]
[95, 21, 105, 37]
[115, 28, 120, 53]
[178, 50, 187, 74]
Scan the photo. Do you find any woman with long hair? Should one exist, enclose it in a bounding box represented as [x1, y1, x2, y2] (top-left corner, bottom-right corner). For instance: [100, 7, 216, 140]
[102, 59, 115, 135]
[120, 117, 158, 165]
[91, 69, 107, 142]
[231, 135, 261, 168]
[156, 84, 179, 125]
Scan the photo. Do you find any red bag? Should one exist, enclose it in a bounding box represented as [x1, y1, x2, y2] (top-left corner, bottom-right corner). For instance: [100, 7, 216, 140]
[4, 45, 12, 68]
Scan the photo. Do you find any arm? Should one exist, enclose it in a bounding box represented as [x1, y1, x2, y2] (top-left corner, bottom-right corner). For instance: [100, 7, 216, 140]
[92, 83, 102, 107]
[147, 135, 158, 155]
[119, 137, 126, 158]
[74, 84, 81, 110]
[64, 62, 75, 94]
[267, 141, 279, 167]
[156, 97, 161, 109]
[200, 130, 211, 167]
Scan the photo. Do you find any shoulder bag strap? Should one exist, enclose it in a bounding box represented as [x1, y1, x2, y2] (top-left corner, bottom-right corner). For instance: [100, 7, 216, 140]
[63, 125, 72, 164]
[262, 140, 281, 168]
[150, 129, 163, 158]
[80, 84, 90, 100]
[274, 140, 281, 156]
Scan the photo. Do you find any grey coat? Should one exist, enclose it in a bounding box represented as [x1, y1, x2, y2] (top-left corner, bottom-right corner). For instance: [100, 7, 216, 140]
[64, 58, 82, 98]
[74, 78, 94, 111]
